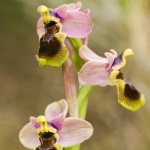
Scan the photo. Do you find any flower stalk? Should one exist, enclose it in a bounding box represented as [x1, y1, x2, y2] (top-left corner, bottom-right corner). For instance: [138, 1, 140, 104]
[62, 58, 78, 117]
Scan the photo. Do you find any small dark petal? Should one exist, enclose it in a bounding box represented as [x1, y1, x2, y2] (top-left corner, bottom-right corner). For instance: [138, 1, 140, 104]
[124, 83, 141, 100]
[112, 51, 124, 67]
[39, 37, 61, 57]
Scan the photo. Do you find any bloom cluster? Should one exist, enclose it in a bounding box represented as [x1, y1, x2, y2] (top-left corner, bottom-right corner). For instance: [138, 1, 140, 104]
[19, 2, 146, 150]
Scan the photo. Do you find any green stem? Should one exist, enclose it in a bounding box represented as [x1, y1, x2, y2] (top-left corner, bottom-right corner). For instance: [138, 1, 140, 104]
[68, 38, 84, 71]
[78, 86, 94, 119]
[79, 97, 88, 119]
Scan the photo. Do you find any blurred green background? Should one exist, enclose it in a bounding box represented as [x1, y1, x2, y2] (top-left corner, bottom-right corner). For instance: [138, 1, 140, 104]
[0, 0, 150, 150]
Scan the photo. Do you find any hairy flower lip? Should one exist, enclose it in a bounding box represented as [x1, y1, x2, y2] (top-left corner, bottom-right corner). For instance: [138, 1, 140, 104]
[37, 31, 69, 67]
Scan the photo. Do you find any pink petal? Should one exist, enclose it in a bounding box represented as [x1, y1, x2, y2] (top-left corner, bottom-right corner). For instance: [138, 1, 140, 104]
[30, 116, 40, 129]
[45, 99, 68, 129]
[54, 4, 67, 20]
[78, 61, 109, 86]
[81, 9, 91, 46]
[58, 117, 93, 147]
[49, 113, 66, 130]
[61, 11, 92, 38]
[79, 45, 108, 62]
[62, 59, 78, 117]
[67, 2, 82, 11]
[37, 17, 45, 37]
[84, 9, 91, 15]
[104, 50, 117, 70]
[19, 122, 40, 149]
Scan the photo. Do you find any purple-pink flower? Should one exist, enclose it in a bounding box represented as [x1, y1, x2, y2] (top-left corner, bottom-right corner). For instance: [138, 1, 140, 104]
[78, 46, 145, 111]
[19, 99, 93, 149]
[36, 2, 92, 67]
[37, 2, 92, 38]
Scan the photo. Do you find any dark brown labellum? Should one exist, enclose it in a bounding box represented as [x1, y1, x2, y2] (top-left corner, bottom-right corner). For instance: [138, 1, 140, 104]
[124, 83, 140, 100]
[35, 132, 57, 150]
[38, 21, 61, 58]
[39, 36, 61, 57]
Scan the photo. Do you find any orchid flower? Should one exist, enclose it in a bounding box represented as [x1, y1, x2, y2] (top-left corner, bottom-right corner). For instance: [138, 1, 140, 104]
[78, 46, 145, 111]
[36, 2, 92, 67]
[19, 99, 93, 150]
